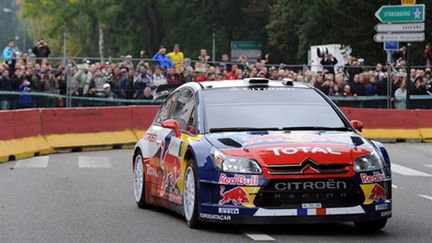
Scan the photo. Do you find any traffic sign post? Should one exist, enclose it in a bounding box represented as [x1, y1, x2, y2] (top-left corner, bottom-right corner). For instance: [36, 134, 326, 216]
[384, 41, 399, 51]
[375, 4, 425, 23]
[374, 23, 424, 32]
[374, 32, 424, 42]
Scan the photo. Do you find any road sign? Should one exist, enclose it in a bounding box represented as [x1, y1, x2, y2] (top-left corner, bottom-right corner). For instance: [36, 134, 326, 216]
[374, 32, 424, 42]
[374, 23, 424, 32]
[401, 0, 416, 5]
[384, 41, 399, 51]
[375, 4, 425, 23]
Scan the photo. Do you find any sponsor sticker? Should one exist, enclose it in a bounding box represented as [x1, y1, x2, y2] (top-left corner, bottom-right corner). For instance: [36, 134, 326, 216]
[218, 173, 259, 186]
[145, 164, 158, 177]
[219, 186, 250, 205]
[375, 203, 389, 211]
[200, 213, 231, 221]
[301, 203, 322, 209]
[218, 208, 240, 214]
[267, 147, 341, 156]
[143, 133, 157, 142]
[360, 172, 385, 184]
[168, 137, 182, 157]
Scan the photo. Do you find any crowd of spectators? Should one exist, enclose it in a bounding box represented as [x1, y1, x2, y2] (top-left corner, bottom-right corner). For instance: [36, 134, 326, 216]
[1, 39, 432, 110]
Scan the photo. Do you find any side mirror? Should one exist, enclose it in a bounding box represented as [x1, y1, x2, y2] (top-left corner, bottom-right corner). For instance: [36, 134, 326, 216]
[350, 120, 364, 132]
[161, 119, 181, 137]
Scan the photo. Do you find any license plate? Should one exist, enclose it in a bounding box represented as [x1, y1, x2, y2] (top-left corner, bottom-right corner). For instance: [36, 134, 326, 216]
[301, 203, 322, 209]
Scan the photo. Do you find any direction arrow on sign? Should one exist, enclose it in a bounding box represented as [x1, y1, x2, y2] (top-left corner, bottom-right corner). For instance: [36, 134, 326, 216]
[375, 23, 424, 32]
[374, 32, 424, 42]
[375, 4, 425, 23]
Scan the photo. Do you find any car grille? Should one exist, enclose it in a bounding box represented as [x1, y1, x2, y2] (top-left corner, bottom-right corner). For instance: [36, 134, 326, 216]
[266, 160, 349, 175]
[254, 178, 364, 209]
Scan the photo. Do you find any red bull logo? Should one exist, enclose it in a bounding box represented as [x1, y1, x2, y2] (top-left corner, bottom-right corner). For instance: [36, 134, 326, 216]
[219, 186, 250, 205]
[368, 184, 386, 202]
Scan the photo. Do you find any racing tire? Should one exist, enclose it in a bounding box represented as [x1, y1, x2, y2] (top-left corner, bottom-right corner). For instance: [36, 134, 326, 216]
[183, 159, 200, 229]
[133, 150, 148, 209]
[354, 219, 387, 231]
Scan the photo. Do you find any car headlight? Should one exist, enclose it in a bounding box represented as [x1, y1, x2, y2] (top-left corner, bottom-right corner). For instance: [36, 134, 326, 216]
[354, 150, 383, 172]
[210, 148, 262, 174]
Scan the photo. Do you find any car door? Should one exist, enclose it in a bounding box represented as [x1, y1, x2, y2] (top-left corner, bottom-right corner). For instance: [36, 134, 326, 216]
[156, 88, 196, 205]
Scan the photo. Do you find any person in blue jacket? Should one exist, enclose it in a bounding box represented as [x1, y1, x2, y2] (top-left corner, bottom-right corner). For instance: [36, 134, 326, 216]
[2, 40, 15, 63]
[152, 46, 173, 70]
[18, 80, 33, 108]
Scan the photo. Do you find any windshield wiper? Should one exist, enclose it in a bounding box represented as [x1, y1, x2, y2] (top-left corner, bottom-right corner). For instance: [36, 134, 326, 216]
[282, 126, 351, 131]
[209, 127, 281, 133]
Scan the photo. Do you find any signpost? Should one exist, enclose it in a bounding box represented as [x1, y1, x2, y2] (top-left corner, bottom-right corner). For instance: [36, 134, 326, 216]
[375, 4, 425, 23]
[374, 3, 425, 109]
[373, 32, 424, 42]
[374, 22, 424, 32]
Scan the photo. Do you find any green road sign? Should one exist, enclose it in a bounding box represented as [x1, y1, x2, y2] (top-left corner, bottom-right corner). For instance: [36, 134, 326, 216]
[231, 41, 262, 50]
[375, 4, 425, 23]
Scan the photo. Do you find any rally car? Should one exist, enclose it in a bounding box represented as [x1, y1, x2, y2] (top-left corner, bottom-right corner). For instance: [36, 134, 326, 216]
[132, 78, 392, 230]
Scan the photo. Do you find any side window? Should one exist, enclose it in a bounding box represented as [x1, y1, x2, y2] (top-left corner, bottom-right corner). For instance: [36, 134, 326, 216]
[172, 89, 196, 132]
[155, 92, 179, 124]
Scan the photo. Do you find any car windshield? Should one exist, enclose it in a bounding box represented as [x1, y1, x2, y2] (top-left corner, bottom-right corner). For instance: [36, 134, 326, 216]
[202, 86, 347, 132]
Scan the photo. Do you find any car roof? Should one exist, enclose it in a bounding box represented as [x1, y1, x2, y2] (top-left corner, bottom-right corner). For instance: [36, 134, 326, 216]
[179, 78, 312, 92]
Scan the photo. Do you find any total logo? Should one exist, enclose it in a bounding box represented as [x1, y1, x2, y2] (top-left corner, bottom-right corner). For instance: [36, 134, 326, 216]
[267, 147, 341, 156]
[360, 172, 385, 184]
[218, 173, 259, 186]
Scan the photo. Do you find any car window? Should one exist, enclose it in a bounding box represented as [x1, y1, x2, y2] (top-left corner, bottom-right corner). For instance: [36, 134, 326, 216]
[155, 91, 179, 124]
[171, 88, 196, 132]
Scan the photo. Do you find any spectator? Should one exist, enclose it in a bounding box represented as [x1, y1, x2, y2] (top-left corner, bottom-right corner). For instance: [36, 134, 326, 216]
[118, 68, 130, 98]
[196, 49, 210, 69]
[320, 53, 338, 75]
[2, 40, 15, 63]
[73, 64, 92, 96]
[225, 64, 238, 80]
[166, 44, 184, 69]
[219, 54, 232, 72]
[32, 39, 51, 64]
[394, 81, 407, 109]
[152, 47, 173, 69]
[152, 66, 167, 88]
[122, 55, 134, 70]
[343, 84, 353, 96]
[137, 87, 154, 100]
[366, 75, 377, 96]
[103, 83, 116, 99]
[392, 46, 407, 63]
[422, 43, 432, 67]
[351, 74, 366, 96]
[166, 67, 181, 85]
[18, 80, 33, 108]
[0, 69, 12, 110]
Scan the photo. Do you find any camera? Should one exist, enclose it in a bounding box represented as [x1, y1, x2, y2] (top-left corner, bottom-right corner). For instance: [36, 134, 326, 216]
[317, 46, 329, 58]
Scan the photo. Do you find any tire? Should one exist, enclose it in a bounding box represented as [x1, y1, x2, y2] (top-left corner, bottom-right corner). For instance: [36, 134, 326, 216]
[183, 159, 200, 228]
[133, 150, 148, 208]
[354, 219, 387, 231]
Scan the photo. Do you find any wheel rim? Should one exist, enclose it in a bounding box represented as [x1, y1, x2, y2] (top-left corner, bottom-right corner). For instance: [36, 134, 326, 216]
[183, 167, 195, 221]
[133, 155, 144, 202]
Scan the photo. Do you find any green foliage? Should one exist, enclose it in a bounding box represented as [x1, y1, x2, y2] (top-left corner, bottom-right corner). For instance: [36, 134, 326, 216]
[19, 0, 432, 65]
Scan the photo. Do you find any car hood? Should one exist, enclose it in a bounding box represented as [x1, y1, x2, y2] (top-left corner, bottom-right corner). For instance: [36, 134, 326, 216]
[205, 131, 373, 167]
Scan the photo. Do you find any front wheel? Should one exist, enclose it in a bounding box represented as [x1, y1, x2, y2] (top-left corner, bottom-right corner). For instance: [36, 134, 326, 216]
[133, 151, 148, 208]
[183, 160, 200, 228]
[354, 219, 387, 231]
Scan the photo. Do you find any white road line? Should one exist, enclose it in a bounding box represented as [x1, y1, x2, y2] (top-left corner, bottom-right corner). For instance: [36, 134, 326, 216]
[14, 156, 49, 168]
[78, 156, 111, 168]
[392, 184, 399, 189]
[391, 163, 432, 177]
[242, 230, 275, 241]
[423, 164, 432, 169]
[418, 195, 432, 201]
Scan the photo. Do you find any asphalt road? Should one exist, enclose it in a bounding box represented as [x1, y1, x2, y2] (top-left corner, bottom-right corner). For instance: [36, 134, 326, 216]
[0, 143, 431, 242]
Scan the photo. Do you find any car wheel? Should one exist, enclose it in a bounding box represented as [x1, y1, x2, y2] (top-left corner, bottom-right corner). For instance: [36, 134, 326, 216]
[183, 160, 200, 228]
[133, 150, 148, 208]
[354, 219, 387, 231]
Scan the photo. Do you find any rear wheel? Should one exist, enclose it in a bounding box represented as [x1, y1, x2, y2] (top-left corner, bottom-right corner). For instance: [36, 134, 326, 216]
[133, 151, 148, 208]
[183, 160, 200, 228]
[354, 219, 387, 231]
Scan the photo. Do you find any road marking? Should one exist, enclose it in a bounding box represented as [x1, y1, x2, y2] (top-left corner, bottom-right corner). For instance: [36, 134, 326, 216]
[392, 184, 399, 189]
[242, 230, 275, 241]
[391, 163, 432, 177]
[418, 195, 432, 201]
[78, 156, 111, 168]
[14, 156, 49, 168]
[423, 164, 432, 169]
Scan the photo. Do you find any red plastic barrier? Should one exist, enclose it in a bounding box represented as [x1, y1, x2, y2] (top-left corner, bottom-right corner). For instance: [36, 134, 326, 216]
[41, 106, 133, 135]
[341, 107, 418, 129]
[0, 109, 41, 140]
[416, 109, 432, 128]
[131, 105, 160, 130]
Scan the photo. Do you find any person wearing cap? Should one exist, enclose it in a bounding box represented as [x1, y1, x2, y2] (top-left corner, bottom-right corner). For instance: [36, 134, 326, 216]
[122, 55, 134, 70]
[152, 46, 173, 70]
[103, 83, 116, 99]
[167, 44, 184, 69]
[118, 67, 130, 98]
